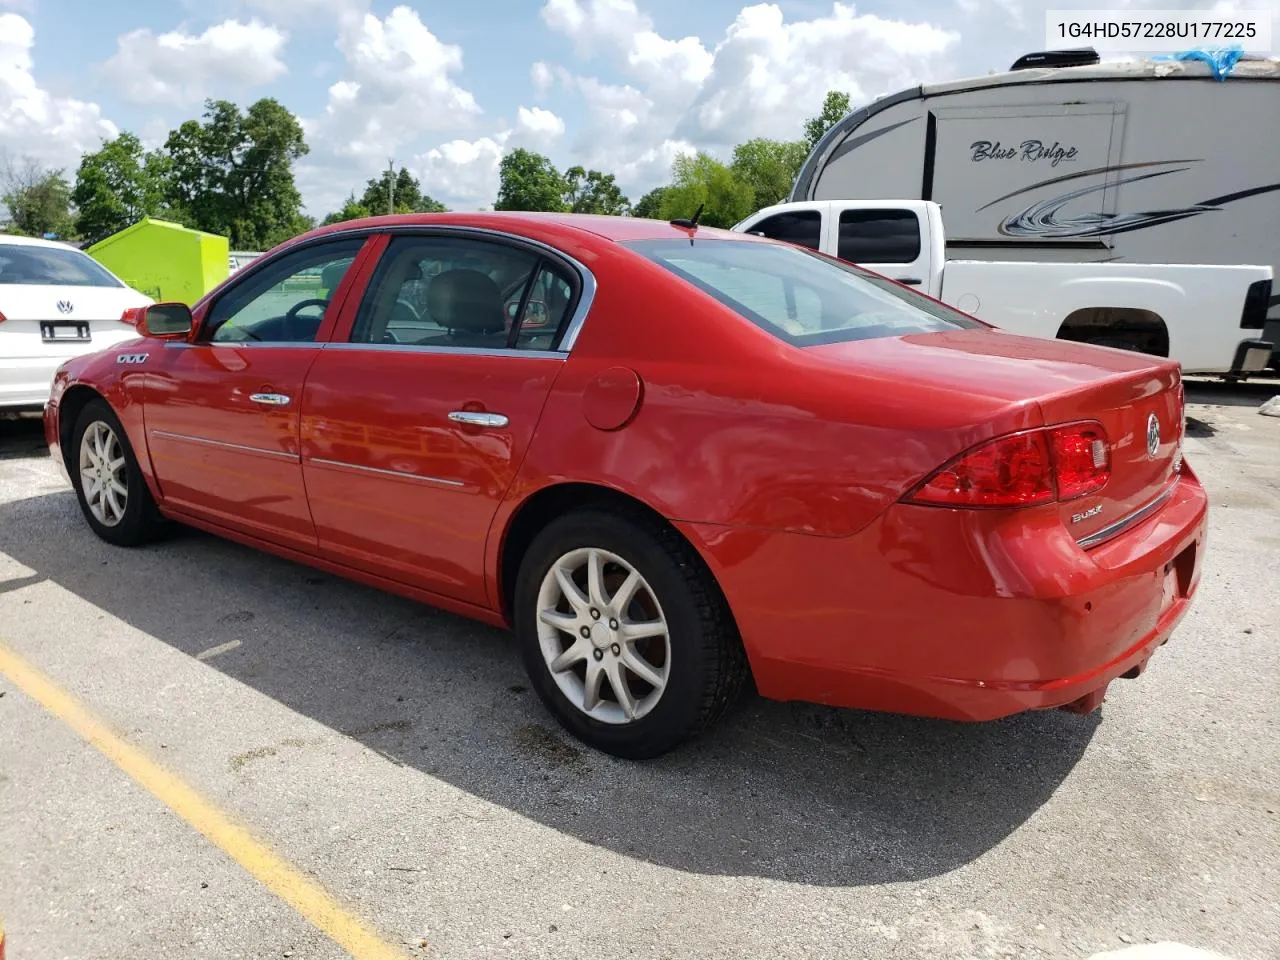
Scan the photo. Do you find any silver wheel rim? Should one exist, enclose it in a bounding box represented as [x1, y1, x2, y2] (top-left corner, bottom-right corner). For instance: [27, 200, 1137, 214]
[78, 420, 128, 528]
[536, 547, 671, 725]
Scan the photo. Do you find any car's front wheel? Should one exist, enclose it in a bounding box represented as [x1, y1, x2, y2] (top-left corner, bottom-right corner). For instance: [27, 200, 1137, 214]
[70, 399, 163, 547]
[514, 508, 747, 759]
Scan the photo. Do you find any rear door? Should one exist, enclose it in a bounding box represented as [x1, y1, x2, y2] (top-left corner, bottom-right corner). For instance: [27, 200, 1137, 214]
[737, 203, 828, 252]
[300, 230, 585, 607]
[827, 200, 936, 290]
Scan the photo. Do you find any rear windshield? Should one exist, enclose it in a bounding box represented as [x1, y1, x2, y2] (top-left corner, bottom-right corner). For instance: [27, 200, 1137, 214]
[624, 238, 982, 346]
[0, 243, 124, 287]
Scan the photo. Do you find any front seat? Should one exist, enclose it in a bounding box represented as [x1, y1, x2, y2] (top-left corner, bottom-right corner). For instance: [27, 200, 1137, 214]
[426, 269, 507, 347]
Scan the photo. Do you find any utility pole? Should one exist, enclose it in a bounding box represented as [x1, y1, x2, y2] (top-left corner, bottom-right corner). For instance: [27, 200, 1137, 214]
[387, 158, 395, 214]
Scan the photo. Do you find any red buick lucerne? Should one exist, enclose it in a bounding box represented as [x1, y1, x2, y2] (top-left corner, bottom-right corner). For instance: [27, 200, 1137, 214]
[43, 212, 1206, 758]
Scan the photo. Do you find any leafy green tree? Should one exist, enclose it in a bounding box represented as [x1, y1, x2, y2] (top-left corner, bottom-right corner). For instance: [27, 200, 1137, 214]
[163, 97, 309, 249]
[632, 186, 670, 220]
[321, 193, 372, 225]
[657, 152, 755, 229]
[358, 168, 447, 214]
[2, 156, 75, 238]
[71, 133, 173, 243]
[730, 138, 809, 210]
[494, 148, 567, 212]
[562, 165, 630, 215]
[803, 90, 852, 150]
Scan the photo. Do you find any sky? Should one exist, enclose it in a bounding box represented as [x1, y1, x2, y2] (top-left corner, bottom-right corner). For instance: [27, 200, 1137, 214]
[1, 0, 1276, 220]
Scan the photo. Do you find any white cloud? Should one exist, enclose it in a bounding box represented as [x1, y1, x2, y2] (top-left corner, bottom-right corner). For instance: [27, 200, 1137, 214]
[308, 6, 480, 163]
[535, 0, 958, 199]
[680, 3, 958, 146]
[516, 106, 566, 143]
[103, 19, 288, 106]
[242, 0, 365, 19]
[0, 13, 116, 172]
[417, 135, 507, 210]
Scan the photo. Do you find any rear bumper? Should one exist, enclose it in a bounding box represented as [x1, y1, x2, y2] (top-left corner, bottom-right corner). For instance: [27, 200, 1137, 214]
[679, 465, 1208, 721]
[0, 355, 65, 409]
[1229, 338, 1275, 376]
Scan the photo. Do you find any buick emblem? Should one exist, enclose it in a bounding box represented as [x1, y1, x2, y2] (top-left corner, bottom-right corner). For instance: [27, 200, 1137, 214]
[1146, 413, 1161, 459]
[57, 300, 74, 315]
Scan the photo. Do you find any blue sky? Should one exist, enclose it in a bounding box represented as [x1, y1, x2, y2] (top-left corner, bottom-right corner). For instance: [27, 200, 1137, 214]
[2, 0, 1274, 219]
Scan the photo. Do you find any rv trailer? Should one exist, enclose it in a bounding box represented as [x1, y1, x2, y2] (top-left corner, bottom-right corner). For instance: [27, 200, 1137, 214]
[790, 51, 1280, 364]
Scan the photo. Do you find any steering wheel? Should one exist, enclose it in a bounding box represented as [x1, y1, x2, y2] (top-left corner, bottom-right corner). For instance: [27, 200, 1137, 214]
[283, 298, 330, 341]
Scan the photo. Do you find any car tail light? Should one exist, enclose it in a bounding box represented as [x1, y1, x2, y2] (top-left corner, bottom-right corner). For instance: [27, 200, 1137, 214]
[1240, 278, 1271, 330]
[1049, 423, 1110, 500]
[0, 309, 7, 324]
[905, 422, 1110, 509]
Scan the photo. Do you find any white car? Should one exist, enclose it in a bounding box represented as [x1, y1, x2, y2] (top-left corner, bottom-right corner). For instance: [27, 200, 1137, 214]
[0, 235, 152, 410]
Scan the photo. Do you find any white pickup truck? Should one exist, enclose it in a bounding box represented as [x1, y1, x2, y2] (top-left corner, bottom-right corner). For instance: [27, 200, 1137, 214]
[733, 199, 1275, 377]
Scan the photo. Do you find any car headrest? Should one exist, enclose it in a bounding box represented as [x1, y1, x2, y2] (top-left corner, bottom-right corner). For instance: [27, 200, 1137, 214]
[321, 262, 348, 293]
[426, 269, 505, 334]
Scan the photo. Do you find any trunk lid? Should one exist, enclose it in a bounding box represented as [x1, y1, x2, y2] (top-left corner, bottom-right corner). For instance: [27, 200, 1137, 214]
[806, 328, 1184, 542]
[0, 284, 151, 358]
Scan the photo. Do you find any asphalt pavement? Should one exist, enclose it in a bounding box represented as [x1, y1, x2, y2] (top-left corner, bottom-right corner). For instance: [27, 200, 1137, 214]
[0, 377, 1277, 960]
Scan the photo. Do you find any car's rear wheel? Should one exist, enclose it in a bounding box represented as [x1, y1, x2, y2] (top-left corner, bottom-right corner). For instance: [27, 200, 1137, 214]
[514, 508, 747, 759]
[71, 399, 163, 547]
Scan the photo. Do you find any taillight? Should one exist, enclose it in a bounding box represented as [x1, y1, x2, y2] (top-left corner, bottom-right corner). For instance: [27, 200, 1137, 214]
[905, 422, 1110, 509]
[0, 309, 7, 324]
[1240, 278, 1271, 330]
[1049, 423, 1110, 500]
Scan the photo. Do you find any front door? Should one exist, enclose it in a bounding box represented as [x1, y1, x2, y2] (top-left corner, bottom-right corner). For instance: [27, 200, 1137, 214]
[144, 235, 373, 551]
[300, 231, 580, 607]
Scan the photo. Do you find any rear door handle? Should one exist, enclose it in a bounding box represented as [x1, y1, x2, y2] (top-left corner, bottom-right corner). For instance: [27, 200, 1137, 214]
[449, 411, 509, 428]
[899, 277, 923, 286]
[249, 393, 291, 406]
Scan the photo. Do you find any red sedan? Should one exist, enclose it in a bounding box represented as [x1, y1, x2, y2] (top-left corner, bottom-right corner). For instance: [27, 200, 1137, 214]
[43, 212, 1206, 758]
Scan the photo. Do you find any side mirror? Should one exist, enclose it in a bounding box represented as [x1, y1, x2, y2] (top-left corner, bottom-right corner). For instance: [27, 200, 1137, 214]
[125, 302, 193, 339]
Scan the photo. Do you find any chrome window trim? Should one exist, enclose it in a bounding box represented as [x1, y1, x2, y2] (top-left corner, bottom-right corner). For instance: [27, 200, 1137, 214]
[1075, 484, 1176, 550]
[322, 342, 567, 361]
[307, 457, 465, 488]
[164, 341, 325, 350]
[149, 429, 300, 462]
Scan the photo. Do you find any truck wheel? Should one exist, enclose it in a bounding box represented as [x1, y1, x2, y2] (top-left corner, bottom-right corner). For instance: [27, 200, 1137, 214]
[513, 508, 748, 759]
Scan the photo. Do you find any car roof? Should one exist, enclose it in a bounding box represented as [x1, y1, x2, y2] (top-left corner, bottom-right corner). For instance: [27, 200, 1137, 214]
[0, 234, 86, 250]
[301, 211, 753, 248]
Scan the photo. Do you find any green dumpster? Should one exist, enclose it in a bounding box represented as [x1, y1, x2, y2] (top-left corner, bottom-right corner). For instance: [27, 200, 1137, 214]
[87, 218, 229, 305]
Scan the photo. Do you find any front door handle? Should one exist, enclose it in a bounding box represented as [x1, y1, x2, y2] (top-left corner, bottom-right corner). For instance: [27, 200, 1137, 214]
[899, 277, 923, 286]
[250, 393, 291, 406]
[449, 411, 509, 428]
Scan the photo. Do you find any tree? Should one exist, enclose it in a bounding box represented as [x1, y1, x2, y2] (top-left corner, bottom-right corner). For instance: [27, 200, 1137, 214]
[2, 155, 75, 238]
[71, 133, 172, 243]
[803, 90, 852, 150]
[358, 167, 447, 215]
[562, 165, 630, 215]
[494, 148, 567, 212]
[730, 138, 809, 210]
[321, 193, 372, 226]
[163, 97, 310, 249]
[632, 186, 670, 220]
[657, 152, 755, 229]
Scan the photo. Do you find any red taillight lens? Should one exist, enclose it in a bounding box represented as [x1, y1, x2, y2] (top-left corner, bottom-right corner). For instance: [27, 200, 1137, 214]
[906, 422, 1110, 509]
[1049, 424, 1110, 500]
[908, 431, 1056, 507]
[0, 309, 7, 324]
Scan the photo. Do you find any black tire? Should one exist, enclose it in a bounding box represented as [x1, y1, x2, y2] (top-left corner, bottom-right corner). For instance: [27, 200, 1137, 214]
[514, 508, 748, 760]
[69, 399, 164, 547]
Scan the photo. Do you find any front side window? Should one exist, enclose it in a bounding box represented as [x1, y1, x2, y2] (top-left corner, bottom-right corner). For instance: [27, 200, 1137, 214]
[351, 235, 576, 351]
[204, 237, 365, 343]
[748, 210, 822, 250]
[0, 243, 124, 287]
[625, 238, 981, 347]
[836, 209, 921, 264]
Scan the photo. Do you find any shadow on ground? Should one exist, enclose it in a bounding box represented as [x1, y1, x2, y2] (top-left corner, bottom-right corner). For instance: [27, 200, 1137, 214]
[0, 466, 1101, 888]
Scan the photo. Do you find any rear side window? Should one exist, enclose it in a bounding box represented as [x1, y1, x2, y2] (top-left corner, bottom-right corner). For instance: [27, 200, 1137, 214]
[836, 209, 921, 263]
[746, 210, 822, 250]
[625, 238, 980, 347]
[0, 243, 124, 287]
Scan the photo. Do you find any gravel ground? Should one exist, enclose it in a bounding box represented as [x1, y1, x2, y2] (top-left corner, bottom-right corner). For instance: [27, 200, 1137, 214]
[0, 377, 1277, 960]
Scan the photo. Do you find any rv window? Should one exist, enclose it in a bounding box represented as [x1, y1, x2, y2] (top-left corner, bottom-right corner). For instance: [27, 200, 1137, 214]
[748, 210, 821, 250]
[837, 209, 921, 264]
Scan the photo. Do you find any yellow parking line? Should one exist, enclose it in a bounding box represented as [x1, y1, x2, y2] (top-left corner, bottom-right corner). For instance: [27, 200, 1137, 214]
[0, 641, 408, 960]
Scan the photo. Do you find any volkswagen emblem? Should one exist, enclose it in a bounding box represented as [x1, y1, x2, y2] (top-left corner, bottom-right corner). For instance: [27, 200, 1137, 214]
[1146, 412, 1161, 459]
[56, 300, 73, 315]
